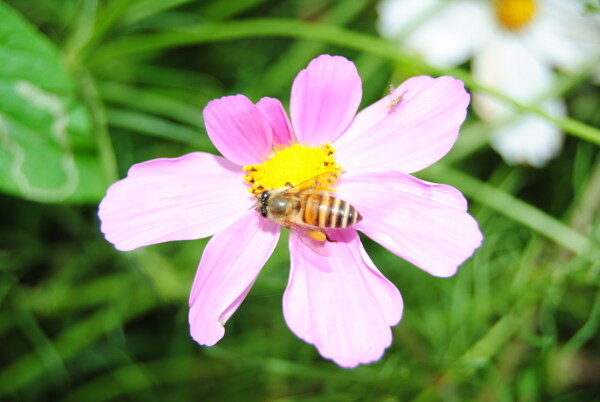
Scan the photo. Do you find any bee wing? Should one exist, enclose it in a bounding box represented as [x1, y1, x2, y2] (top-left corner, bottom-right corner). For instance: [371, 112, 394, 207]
[283, 171, 340, 196]
[287, 224, 331, 257]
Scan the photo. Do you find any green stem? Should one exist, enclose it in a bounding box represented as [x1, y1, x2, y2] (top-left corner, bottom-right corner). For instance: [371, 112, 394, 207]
[79, 72, 119, 184]
[90, 18, 600, 145]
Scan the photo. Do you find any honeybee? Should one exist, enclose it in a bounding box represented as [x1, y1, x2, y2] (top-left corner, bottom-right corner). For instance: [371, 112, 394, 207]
[256, 172, 361, 249]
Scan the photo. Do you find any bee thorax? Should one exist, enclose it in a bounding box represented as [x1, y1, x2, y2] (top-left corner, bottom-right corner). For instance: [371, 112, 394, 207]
[268, 195, 289, 216]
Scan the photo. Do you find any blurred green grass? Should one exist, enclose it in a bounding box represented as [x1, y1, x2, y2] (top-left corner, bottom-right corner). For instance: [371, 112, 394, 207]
[1, 0, 599, 400]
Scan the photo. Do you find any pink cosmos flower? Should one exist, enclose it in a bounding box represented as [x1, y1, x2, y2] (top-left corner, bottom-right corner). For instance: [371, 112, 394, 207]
[98, 54, 482, 368]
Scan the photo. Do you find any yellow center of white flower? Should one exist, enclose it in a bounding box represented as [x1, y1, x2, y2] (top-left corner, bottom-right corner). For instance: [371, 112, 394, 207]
[243, 143, 342, 195]
[494, 0, 537, 31]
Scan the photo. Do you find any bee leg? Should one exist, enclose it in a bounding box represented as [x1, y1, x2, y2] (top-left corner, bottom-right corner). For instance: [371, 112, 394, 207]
[308, 230, 327, 242]
[308, 228, 336, 243]
[285, 182, 294, 188]
[324, 232, 337, 243]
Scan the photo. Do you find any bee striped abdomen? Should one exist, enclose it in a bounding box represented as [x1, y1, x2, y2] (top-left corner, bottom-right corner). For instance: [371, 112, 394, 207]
[302, 193, 361, 229]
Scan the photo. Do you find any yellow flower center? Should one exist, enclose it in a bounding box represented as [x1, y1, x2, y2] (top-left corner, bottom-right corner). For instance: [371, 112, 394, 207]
[494, 0, 537, 31]
[243, 143, 342, 195]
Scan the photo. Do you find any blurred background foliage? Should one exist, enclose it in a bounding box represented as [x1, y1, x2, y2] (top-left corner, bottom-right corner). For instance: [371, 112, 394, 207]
[0, 0, 599, 400]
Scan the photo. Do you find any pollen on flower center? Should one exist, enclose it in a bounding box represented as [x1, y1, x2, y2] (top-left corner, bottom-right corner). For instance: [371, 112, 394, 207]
[494, 0, 537, 30]
[243, 143, 342, 195]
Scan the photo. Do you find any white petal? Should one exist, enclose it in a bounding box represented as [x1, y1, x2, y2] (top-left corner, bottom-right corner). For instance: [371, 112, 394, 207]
[377, 0, 440, 39]
[491, 99, 566, 167]
[472, 34, 555, 121]
[527, 0, 600, 72]
[381, 0, 493, 69]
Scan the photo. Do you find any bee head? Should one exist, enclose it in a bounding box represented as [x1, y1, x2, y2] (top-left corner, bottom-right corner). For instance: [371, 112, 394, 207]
[259, 190, 270, 217]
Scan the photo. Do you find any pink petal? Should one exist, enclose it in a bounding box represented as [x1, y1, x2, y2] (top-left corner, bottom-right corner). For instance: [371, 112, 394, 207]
[256, 97, 293, 146]
[290, 55, 362, 144]
[189, 212, 280, 346]
[203, 95, 273, 165]
[338, 171, 482, 277]
[335, 76, 469, 174]
[98, 153, 251, 251]
[284, 229, 403, 368]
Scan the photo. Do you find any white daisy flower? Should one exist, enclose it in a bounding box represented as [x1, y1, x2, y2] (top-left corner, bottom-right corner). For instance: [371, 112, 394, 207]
[377, 0, 600, 167]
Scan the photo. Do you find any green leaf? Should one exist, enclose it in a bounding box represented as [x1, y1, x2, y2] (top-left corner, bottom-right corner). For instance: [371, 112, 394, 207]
[0, 3, 108, 203]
